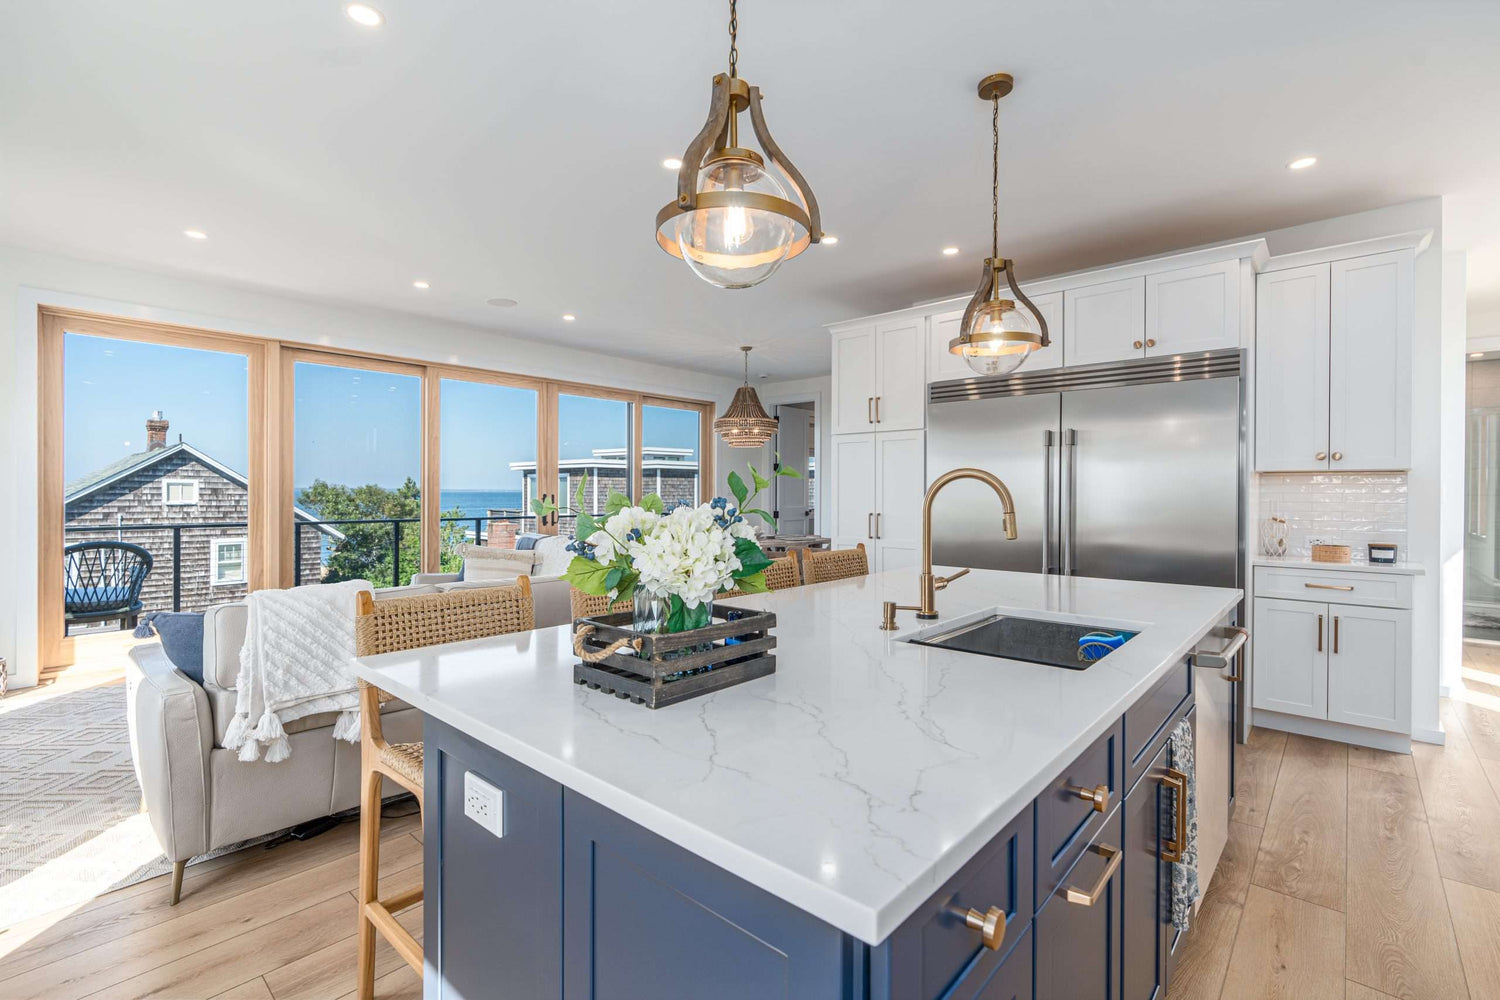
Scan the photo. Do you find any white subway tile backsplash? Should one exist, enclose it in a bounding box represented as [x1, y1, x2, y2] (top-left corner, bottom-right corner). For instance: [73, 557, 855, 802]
[1255, 472, 1407, 561]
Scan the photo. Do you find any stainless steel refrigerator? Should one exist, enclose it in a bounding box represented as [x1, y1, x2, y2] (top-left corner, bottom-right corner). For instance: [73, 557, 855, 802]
[927, 350, 1247, 729]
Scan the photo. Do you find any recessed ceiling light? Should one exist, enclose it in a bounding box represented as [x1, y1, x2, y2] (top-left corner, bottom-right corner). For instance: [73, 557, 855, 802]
[822, 235, 839, 245]
[486, 297, 518, 308]
[562, 314, 576, 322]
[1287, 156, 1318, 171]
[662, 158, 683, 170]
[1471, 352, 1485, 359]
[412, 280, 430, 289]
[942, 246, 960, 256]
[183, 229, 208, 240]
[345, 3, 384, 27]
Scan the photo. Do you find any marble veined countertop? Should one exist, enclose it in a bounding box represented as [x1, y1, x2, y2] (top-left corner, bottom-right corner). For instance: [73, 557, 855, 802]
[354, 569, 1240, 944]
[1251, 555, 1425, 575]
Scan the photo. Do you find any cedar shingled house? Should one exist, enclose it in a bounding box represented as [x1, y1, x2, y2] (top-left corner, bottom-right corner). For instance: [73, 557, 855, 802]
[63, 412, 339, 624]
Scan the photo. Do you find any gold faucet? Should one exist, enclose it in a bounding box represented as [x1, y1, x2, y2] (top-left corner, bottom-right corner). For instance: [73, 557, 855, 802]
[880, 467, 1018, 630]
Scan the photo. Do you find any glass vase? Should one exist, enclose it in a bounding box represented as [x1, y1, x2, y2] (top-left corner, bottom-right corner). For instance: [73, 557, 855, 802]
[631, 590, 668, 635]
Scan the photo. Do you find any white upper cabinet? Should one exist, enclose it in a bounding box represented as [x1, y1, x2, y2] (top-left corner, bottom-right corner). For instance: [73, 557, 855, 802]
[1255, 249, 1413, 472]
[1255, 263, 1331, 471]
[927, 291, 1062, 384]
[831, 319, 926, 435]
[831, 325, 878, 435]
[1329, 251, 1412, 471]
[1145, 260, 1241, 357]
[1063, 277, 1146, 368]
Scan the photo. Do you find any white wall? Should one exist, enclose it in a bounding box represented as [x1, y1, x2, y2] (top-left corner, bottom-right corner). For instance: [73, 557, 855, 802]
[0, 243, 740, 688]
[1441, 251, 1468, 699]
[713, 376, 832, 534]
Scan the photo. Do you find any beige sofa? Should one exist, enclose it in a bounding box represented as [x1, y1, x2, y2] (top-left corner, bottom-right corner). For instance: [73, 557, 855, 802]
[125, 575, 572, 901]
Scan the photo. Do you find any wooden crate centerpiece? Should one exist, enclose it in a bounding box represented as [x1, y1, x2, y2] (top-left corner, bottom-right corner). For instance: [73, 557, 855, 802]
[571, 606, 777, 709]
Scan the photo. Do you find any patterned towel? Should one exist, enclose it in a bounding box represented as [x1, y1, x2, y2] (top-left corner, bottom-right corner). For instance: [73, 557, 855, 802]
[1168, 717, 1200, 930]
[222, 580, 371, 763]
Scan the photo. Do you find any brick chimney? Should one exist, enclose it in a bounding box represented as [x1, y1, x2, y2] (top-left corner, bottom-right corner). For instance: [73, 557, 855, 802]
[146, 410, 169, 451]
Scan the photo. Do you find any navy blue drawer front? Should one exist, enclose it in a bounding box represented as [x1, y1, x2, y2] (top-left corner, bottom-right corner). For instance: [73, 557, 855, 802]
[966, 923, 1033, 1000]
[1035, 807, 1123, 1000]
[1037, 721, 1122, 906]
[873, 804, 1034, 1000]
[1123, 659, 1193, 794]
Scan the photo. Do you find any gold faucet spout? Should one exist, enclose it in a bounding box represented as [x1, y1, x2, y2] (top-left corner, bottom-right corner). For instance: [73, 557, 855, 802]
[914, 467, 1018, 621]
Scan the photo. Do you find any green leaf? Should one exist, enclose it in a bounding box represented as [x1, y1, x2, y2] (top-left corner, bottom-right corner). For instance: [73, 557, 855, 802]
[742, 507, 775, 528]
[530, 496, 557, 518]
[562, 555, 611, 595]
[639, 493, 664, 515]
[732, 537, 773, 576]
[604, 565, 624, 590]
[604, 491, 633, 517]
[573, 472, 589, 512]
[727, 470, 749, 507]
[734, 570, 769, 593]
[666, 596, 687, 633]
[682, 599, 713, 631]
[575, 511, 600, 541]
[748, 463, 771, 494]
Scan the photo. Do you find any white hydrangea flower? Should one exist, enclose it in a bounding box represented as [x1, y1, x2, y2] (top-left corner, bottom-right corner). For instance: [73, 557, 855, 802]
[631, 503, 742, 608]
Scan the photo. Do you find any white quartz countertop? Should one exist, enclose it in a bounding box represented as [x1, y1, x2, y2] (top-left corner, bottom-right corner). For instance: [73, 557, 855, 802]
[1251, 555, 1425, 575]
[354, 569, 1240, 944]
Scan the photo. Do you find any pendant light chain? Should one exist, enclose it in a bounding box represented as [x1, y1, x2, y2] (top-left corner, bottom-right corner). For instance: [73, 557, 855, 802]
[743, 345, 750, 383]
[728, 0, 738, 77]
[991, 95, 1000, 261]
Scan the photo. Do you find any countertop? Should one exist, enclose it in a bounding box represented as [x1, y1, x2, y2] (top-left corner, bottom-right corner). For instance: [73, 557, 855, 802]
[353, 568, 1240, 944]
[1251, 555, 1425, 576]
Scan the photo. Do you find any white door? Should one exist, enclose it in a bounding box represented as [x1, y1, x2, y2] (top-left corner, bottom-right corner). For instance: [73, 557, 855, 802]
[1063, 277, 1146, 368]
[1329, 251, 1413, 471]
[831, 326, 877, 435]
[830, 433, 876, 550]
[774, 405, 812, 536]
[1327, 604, 1411, 733]
[1145, 260, 1240, 357]
[874, 430, 925, 573]
[874, 318, 927, 431]
[1251, 597, 1329, 720]
[1255, 263, 1331, 471]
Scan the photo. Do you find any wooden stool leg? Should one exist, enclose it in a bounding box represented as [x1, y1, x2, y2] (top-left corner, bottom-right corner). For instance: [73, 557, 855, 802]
[357, 767, 383, 1000]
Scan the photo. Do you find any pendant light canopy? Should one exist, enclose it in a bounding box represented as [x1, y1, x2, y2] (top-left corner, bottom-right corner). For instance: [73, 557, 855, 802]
[656, 0, 822, 289]
[714, 347, 779, 447]
[950, 73, 1050, 377]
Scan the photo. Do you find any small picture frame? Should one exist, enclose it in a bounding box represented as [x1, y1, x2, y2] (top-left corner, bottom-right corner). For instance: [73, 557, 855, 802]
[1368, 542, 1397, 565]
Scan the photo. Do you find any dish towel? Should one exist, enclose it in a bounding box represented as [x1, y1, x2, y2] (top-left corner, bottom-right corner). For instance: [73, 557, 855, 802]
[1168, 717, 1200, 930]
[223, 579, 372, 763]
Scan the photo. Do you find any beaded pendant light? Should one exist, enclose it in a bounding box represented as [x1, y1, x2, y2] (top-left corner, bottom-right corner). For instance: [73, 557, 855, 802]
[714, 347, 778, 447]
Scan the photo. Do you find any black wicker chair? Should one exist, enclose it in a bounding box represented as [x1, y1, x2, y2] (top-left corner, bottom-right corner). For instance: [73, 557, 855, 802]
[63, 541, 154, 631]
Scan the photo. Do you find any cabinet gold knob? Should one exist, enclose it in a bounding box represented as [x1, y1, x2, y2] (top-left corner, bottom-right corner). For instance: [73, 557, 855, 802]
[1331, 451, 1343, 461]
[1132, 340, 1143, 350]
[1315, 451, 1327, 461]
[955, 904, 1007, 951]
[1145, 338, 1156, 348]
[1065, 782, 1110, 813]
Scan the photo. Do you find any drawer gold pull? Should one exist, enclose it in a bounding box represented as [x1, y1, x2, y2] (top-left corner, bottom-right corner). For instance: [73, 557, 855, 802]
[1317, 614, 1323, 652]
[950, 904, 1007, 951]
[1064, 842, 1122, 907]
[1159, 767, 1189, 863]
[1065, 782, 1110, 813]
[1333, 615, 1339, 654]
[1304, 583, 1355, 592]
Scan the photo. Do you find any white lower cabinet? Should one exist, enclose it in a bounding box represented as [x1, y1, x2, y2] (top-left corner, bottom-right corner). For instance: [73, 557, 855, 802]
[1251, 567, 1412, 737]
[829, 430, 924, 574]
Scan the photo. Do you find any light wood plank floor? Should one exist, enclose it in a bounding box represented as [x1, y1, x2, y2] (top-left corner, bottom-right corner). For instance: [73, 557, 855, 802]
[9, 645, 1500, 998]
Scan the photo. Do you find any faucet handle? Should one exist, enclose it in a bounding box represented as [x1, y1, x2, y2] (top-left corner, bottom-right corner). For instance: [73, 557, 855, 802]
[935, 568, 971, 591]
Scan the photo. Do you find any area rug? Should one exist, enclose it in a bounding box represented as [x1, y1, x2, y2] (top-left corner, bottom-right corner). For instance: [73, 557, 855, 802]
[0, 680, 272, 929]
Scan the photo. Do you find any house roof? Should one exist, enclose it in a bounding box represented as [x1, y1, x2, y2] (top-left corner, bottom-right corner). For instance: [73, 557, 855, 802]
[66, 441, 345, 540]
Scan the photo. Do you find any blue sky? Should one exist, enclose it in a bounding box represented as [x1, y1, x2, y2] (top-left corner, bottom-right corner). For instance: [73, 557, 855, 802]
[64, 333, 701, 491]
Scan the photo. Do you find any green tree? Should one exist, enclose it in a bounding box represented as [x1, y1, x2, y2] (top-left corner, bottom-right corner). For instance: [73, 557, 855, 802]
[297, 478, 467, 587]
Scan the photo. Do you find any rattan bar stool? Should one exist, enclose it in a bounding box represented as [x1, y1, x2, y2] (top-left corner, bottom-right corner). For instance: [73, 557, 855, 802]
[764, 554, 802, 590]
[352, 577, 535, 998]
[799, 542, 868, 584]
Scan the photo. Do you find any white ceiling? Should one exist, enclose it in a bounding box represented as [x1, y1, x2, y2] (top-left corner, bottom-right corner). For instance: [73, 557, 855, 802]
[2, 1, 1498, 379]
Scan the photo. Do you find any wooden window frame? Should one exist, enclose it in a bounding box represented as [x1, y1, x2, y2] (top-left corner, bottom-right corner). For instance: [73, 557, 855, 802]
[37, 306, 716, 670]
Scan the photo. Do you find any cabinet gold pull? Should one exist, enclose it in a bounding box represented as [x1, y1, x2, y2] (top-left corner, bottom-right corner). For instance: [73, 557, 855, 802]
[1332, 451, 1343, 461]
[1159, 768, 1189, 863]
[1334, 615, 1340, 654]
[1317, 613, 1323, 652]
[1065, 782, 1110, 813]
[876, 512, 882, 539]
[1145, 338, 1156, 348]
[1304, 583, 1354, 591]
[949, 904, 1007, 951]
[867, 513, 874, 540]
[1315, 451, 1327, 461]
[867, 397, 874, 424]
[1064, 843, 1122, 907]
[1132, 340, 1144, 350]
[875, 396, 881, 423]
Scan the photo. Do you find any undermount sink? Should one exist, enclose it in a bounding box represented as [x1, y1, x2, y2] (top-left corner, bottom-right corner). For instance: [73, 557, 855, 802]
[904, 612, 1139, 670]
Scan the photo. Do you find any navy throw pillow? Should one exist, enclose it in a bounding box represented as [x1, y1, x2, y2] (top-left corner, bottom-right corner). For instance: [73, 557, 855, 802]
[137, 611, 206, 685]
[515, 533, 545, 551]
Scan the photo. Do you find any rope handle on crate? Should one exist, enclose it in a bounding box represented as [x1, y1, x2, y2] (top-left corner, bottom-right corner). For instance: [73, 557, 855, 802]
[573, 624, 644, 663]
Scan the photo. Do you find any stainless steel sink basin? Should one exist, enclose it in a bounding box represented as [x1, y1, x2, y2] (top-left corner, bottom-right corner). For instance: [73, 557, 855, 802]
[906, 613, 1138, 670]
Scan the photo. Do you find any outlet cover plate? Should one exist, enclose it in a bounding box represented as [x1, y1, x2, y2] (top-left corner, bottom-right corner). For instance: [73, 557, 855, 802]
[462, 771, 505, 838]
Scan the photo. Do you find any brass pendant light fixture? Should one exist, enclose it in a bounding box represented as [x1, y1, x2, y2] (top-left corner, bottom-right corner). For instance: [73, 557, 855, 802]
[950, 72, 1050, 377]
[655, 0, 822, 289]
[714, 347, 779, 447]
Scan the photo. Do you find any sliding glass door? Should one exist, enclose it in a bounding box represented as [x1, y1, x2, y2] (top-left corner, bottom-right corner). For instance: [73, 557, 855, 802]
[642, 402, 703, 508]
[439, 377, 541, 553]
[555, 392, 633, 534]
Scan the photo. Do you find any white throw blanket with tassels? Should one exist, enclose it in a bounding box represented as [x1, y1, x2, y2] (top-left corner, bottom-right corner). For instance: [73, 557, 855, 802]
[223, 579, 372, 763]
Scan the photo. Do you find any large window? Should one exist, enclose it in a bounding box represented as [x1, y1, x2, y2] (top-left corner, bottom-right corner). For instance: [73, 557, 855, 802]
[642, 403, 703, 508]
[440, 378, 540, 554]
[557, 393, 633, 530]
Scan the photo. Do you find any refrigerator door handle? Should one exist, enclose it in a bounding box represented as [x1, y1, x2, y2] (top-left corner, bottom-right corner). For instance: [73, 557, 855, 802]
[1060, 428, 1077, 575]
[1042, 430, 1056, 574]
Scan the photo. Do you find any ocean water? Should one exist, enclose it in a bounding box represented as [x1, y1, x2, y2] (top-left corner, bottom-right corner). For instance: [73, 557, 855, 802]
[438, 489, 526, 518]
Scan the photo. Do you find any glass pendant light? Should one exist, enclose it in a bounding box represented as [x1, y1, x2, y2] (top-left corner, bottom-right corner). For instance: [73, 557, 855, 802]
[714, 347, 779, 447]
[656, 0, 822, 289]
[950, 73, 1050, 377]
